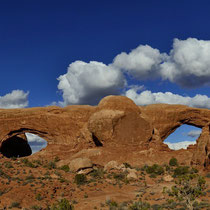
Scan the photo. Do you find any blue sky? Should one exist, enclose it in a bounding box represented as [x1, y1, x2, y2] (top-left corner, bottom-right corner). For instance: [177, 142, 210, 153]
[0, 0, 210, 150]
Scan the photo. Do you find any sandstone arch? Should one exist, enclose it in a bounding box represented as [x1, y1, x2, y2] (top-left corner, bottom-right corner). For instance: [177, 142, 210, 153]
[0, 96, 209, 169]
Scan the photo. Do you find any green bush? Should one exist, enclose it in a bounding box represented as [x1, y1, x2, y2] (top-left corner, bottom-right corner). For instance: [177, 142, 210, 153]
[35, 193, 43, 201]
[129, 199, 150, 210]
[74, 174, 87, 185]
[149, 173, 157, 178]
[169, 157, 178, 166]
[54, 156, 60, 162]
[113, 173, 125, 180]
[30, 205, 42, 210]
[106, 199, 118, 208]
[145, 164, 164, 175]
[90, 168, 104, 179]
[190, 167, 198, 174]
[21, 158, 37, 168]
[51, 198, 74, 210]
[167, 174, 207, 209]
[4, 161, 13, 168]
[206, 173, 210, 178]
[60, 165, 70, 172]
[47, 161, 56, 170]
[9, 202, 20, 208]
[123, 162, 132, 169]
[173, 166, 189, 177]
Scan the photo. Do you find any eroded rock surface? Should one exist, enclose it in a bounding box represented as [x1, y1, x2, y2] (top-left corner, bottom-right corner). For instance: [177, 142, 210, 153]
[0, 95, 209, 170]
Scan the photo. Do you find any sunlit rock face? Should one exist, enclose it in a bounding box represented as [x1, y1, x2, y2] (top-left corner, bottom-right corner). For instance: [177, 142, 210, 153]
[0, 95, 209, 169]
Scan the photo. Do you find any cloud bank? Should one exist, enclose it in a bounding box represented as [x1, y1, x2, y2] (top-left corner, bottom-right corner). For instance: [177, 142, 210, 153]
[26, 133, 47, 154]
[113, 45, 166, 79]
[0, 90, 29, 109]
[125, 89, 210, 108]
[187, 130, 202, 138]
[113, 38, 210, 88]
[58, 61, 125, 105]
[165, 141, 196, 150]
[160, 38, 210, 87]
[58, 38, 210, 107]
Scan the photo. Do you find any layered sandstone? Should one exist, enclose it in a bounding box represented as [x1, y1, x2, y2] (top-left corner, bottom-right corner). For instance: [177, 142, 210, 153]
[0, 95, 209, 170]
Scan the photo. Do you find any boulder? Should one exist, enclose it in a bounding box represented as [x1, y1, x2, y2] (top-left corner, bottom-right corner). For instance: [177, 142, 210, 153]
[88, 95, 153, 146]
[69, 157, 93, 172]
[104, 161, 119, 171]
[127, 171, 138, 180]
[163, 175, 173, 182]
[77, 168, 93, 175]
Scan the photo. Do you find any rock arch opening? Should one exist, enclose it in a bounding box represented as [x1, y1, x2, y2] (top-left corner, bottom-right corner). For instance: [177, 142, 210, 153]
[0, 133, 48, 158]
[0, 134, 32, 158]
[164, 124, 202, 150]
[25, 133, 47, 154]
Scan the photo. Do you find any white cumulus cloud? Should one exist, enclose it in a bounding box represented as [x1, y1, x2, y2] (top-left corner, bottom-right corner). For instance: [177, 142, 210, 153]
[187, 130, 201, 138]
[160, 38, 210, 87]
[0, 90, 29, 109]
[57, 37, 210, 106]
[57, 61, 125, 105]
[113, 45, 166, 79]
[112, 38, 210, 88]
[125, 89, 210, 109]
[26, 133, 47, 154]
[165, 141, 196, 150]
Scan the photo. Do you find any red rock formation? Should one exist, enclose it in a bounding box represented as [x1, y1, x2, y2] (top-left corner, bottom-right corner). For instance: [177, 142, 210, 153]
[0, 96, 209, 170]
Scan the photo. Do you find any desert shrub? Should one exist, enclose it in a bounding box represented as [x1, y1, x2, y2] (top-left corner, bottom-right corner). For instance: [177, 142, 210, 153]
[21, 158, 37, 168]
[112, 171, 129, 184]
[129, 199, 150, 209]
[149, 173, 157, 178]
[151, 204, 163, 209]
[113, 173, 125, 181]
[25, 175, 35, 180]
[35, 193, 43, 201]
[195, 201, 210, 209]
[0, 190, 5, 196]
[146, 164, 164, 175]
[173, 166, 189, 177]
[169, 157, 178, 166]
[167, 174, 207, 209]
[123, 162, 132, 169]
[11, 156, 17, 161]
[90, 168, 104, 179]
[54, 156, 60, 162]
[74, 174, 87, 185]
[164, 164, 171, 172]
[47, 161, 56, 170]
[60, 165, 70, 172]
[30, 205, 42, 210]
[197, 176, 206, 188]
[206, 173, 210, 178]
[9, 202, 20, 208]
[33, 159, 43, 166]
[190, 167, 198, 174]
[51, 198, 74, 210]
[106, 199, 118, 208]
[4, 161, 13, 168]
[59, 177, 69, 183]
[0, 169, 5, 176]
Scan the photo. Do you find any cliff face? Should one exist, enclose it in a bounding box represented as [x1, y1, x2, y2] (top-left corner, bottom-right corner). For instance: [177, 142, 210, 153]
[0, 96, 209, 169]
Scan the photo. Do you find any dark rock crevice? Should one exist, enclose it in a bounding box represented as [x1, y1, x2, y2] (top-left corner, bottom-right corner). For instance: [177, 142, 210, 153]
[0, 135, 32, 158]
